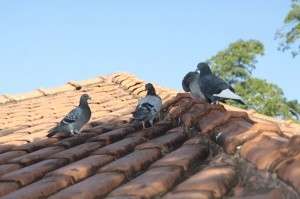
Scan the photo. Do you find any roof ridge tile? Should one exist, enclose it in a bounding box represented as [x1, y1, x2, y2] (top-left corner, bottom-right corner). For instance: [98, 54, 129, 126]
[0, 74, 113, 105]
[0, 72, 176, 105]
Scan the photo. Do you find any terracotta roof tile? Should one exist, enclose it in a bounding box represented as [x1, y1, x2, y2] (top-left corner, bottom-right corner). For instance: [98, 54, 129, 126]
[130, 121, 174, 139]
[164, 191, 213, 199]
[92, 137, 146, 158]
[0, 163, 22, 177]
[275, 153, 300, 192]
[55, 133, 98, 148]
[9, 146, 65, 166]
[165, 155, 237, 198]
[109, 166, 183, 198]
[88, 126, 136, 144]
[0, 72, 299, 198]
[50, 142, 102, 163]
[99, 148, 161, 178]
[48, 154, 114, 182]
[0, 182, 20, 197]
[7, 90, 45, 101]
[197, 106, 228, 134]
[0, 175, 74, 199]
[47, 172, 125, 199]
[150, 139, 209, 171]
[217, 121, 279, 154]
[234, 188, 286, 199]
[135, 127, 187, 152]
[0, 159, 67, 187]
[0, 95, 10, 104]
[106, 196, 140, 199]
[0, 150, 27, 164]
[214, 118, 254, 153]
[240, 132, 289, 171]
[0, 141, 29, 154]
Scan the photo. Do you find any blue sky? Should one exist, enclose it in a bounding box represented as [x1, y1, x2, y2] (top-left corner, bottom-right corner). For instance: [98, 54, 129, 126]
[0, 1, 299, 100]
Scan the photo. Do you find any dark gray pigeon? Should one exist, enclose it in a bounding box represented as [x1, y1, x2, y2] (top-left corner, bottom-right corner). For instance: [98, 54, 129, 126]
[196, 62, 245, 104]
[132, 83, 162, 128]
[47, 94, 92, 137]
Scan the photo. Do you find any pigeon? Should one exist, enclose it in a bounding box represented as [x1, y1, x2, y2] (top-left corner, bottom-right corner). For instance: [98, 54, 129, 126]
[196, 62, 245, 104]
[182, 71, 207, 101]
[132, 83, 162, 128]
[290, 109, 300, 120]
[47, 94, 92, 137]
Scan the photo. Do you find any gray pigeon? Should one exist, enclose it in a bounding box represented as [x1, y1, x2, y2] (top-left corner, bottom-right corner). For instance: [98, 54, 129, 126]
[196, 62, 245, 104]
[182, 71, 206, 101]
[47, 94, 92, 137]
[132, 83, 162, 128]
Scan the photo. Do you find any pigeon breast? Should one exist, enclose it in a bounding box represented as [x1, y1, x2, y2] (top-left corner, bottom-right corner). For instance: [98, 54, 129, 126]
[189, 75, 206, 101]
[138, 95, 162, 113]
[60, 104, 91, 132]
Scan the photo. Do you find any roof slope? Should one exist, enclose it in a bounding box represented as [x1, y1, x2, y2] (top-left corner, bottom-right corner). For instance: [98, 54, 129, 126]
[0, 72, 299, 199]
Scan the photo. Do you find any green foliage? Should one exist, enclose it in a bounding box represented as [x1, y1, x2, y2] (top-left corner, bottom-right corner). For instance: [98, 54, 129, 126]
[234, 78, 292, 118]
[209, 39, 300, 121]
[276, 0, 300, 57]
[285, 2, 300, 23]
[209, 40, 264, 84]
[286, 99, 300, 119]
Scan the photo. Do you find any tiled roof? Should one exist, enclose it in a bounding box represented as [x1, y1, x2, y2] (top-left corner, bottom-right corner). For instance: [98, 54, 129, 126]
[0, 72, 300, 199]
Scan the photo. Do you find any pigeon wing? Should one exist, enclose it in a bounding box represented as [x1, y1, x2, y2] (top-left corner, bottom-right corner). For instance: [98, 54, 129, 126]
[62, 107, 82, 124]
[133, 95, 162, 120]
[213, 88, 244, 102]
[150, 95, 162, 112]
[200, 75, 245, 103]
[47, 107, 82, 137]
[199, 75, 230, 101]
[133, 96, 145, 116]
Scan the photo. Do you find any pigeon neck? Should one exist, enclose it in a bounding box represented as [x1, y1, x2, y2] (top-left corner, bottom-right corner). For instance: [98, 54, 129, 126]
[200, 67, 212, 77]
[79, 100, 89, 107]
[147, 88, 157, 96]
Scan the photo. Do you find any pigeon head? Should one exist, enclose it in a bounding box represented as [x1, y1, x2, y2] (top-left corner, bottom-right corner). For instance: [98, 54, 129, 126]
[145, 83, 156, 96]
[79, 94, 91, 106]
[182, 71, 198, 92]
[196, 62, 212, 76]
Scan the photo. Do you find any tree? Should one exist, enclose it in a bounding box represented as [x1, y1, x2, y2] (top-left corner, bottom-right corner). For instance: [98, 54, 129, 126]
[234, 78, 292, 118]
[276, 0, 300, 57]
[209, 40, 264, 84]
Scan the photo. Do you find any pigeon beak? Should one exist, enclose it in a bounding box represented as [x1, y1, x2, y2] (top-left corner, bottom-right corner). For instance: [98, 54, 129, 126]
[88, 97, 92, 101]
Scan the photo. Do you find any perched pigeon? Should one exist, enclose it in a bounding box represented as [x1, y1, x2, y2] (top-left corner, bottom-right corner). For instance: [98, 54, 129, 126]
[182, 71, 206, 101]
[290, 109, 300, 120]
[132, 83, 162, 128]
[47, 94, 92, 137]
[196, 62, 245, 104]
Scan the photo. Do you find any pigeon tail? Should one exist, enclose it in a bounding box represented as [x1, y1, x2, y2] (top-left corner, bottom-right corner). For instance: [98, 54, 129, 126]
[47, 125, 67, 137]
[213, 89, 245, 105]
[132, 106, 151, 121]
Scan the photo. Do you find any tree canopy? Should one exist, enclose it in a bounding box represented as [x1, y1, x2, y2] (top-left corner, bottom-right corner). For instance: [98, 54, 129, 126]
[209, 40, 264, 84]
[277, 0, 300, 57]
[234, 78, 292, 118]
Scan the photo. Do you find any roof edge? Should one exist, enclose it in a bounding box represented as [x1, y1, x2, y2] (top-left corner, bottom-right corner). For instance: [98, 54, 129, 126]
[0, 75, 110, 105]
[0, 72, 177, 105]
